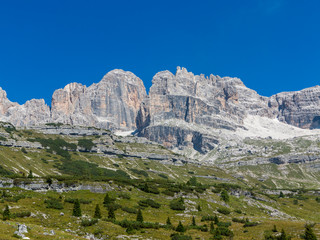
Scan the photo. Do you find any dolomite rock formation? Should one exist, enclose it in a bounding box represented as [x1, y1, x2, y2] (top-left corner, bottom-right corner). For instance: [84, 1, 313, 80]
[136, 67, 276, 153]
[1, 67, 320, 154]
[268, 86, 320, 129]
[0, 87, 50, 126]
[51, 69, 147, 130]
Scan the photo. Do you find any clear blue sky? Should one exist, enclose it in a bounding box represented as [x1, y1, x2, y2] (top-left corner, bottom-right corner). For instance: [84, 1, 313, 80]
[0, 0, 319, 105]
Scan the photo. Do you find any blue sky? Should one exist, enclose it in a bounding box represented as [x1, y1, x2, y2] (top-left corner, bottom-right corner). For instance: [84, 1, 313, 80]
[0, 0, 319, 105]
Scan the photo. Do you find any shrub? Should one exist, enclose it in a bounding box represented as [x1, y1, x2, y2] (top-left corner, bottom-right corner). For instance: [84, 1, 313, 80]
[121, 207, 138, 214]
[217, 207, 231, 215]
[201, 215, 215, 222]
[170, 197, 185, 211]
[65, 198, 92, 204]
[129, 168, 149, 177]
[244, 221, 259, 227]
[78, 139, 95, 151]
[12, 211, 31, 218]
[118, 192, 131, 199]
[138, 199, 161, 209]
[232, 218, 246, 224]
[81, 218, 98, 227]
[170, 233, 192, 240]
[220, 189, 229, 202]
[44, 198, 63, 210]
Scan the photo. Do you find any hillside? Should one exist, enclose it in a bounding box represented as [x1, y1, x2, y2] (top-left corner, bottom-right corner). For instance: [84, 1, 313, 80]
[0, 123, 319, 239]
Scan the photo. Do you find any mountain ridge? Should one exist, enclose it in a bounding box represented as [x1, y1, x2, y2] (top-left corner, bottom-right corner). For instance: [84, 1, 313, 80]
[2, 67, 320, 155]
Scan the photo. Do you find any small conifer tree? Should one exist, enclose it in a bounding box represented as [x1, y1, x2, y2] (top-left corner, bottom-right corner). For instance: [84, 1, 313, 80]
[279, 191, 284, 198]
[166, 217, 172, 226]
[3, 205, 10, 220]
[108, 206, 115, 220]
[72, 199, 82, 217]
[278, 229, 287, 240]
[210, 221, 215, 234]
[197, 204, 202, 211]
[304, 225, 317, 240]
[191, 216, 196, 226]
[136, 209, 143, 222]
[94, 204, 101, 219]
[214, 215, 219, 224]
[176, 221, 186, 232]
[27, 170, 33, 178]
[103, 193, 113, 205]
[272, 225, 278, 232]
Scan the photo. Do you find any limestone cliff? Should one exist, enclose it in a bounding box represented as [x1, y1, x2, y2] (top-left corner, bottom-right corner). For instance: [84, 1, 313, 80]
[1, 67, 320, 154]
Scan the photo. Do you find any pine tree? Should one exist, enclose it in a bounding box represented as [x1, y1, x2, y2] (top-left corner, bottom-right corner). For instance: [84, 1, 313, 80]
[304, 225, 317, 240]
[197, 204, 202, 212]
[27, 170, 33, 178]
[72, 199, 82, 217]
[176, 221, 186, 232]
[272, 225, 278, 232]
[279, 191, 284, 198]
[210, 221, 215, 234]
[278, 229, 287, 240]
[166, 217, 172, 226]
[191, 216, 196, 226]
[2, 205, 10, 220]
[94, 204, 101, 219]
[136, 209, 143, 222]
[214, 215, 219, 224]
[108, 206, 115, 220]
[103, 193, 113, 205]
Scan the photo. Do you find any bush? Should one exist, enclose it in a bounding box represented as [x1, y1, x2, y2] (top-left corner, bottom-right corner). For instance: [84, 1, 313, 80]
[81, 218, 98, 227]
[78, 139, 95, 151]
[217, 207, 231, 215]
[44, 198, 63, 210]
[129, 168, 149, 177]
[65, 198, 92, 204]
[201, 215, 215, 222]
[121, 207, 138, 214]
[12, 211, 31, 218]
[138, 199, 161, 209]
[138, 183, 160, 194]
[170, 233, 192, 240]
[118, 192, 131, 199]
[244, 221, 259, 227]
[232, 218, 246, 224]
[220, 189, 229, 202]
[217, 222, 232, 228]
[170, 197, 185, 211]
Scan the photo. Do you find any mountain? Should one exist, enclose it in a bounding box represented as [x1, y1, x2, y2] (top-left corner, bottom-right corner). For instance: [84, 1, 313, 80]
[1, 67, 320, 155]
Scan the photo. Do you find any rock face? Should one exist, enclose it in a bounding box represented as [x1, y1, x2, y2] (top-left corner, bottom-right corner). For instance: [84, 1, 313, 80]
[51, 69, 147, 130]
[0, 69, 147, 130]
[0, 87, 50, 126]
[269, 86, 320, 129]
[2, 67, 320, 153]
[136, 67, 275, 153]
